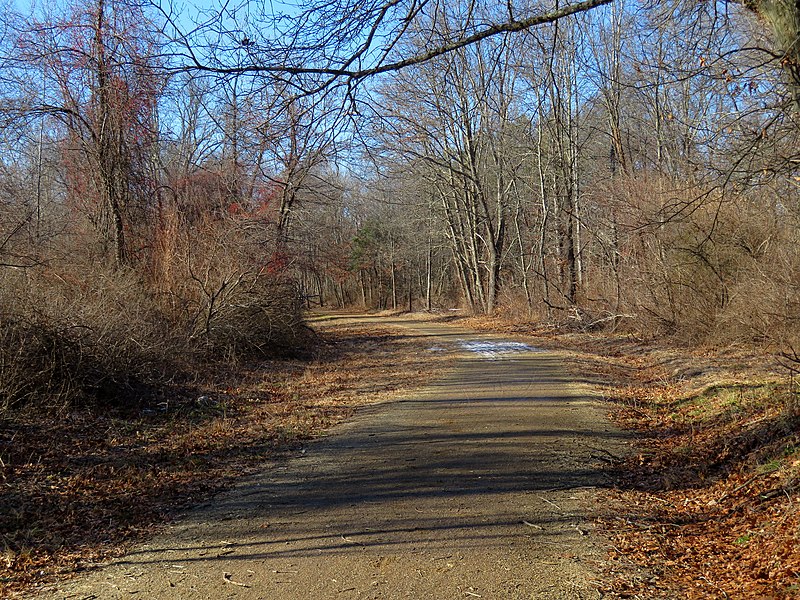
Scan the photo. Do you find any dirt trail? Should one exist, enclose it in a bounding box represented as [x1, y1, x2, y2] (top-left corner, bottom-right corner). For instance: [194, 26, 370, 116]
[34, 315, 626, 599]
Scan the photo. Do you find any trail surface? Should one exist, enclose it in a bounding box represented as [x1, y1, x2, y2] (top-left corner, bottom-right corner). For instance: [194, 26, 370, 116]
[35, 315, 625, 599]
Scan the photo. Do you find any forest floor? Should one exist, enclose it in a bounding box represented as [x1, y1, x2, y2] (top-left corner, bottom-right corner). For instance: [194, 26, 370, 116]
[2, 312, 798, 598]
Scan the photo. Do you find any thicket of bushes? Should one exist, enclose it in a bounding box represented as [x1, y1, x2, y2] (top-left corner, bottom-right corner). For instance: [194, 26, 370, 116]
[0, 264, 170, 412]
[0, 210, 309, 416]
[599, 184, 800, 349]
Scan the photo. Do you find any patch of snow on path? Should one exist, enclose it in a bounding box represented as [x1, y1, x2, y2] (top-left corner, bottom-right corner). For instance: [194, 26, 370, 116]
[458, 340, 541, 360]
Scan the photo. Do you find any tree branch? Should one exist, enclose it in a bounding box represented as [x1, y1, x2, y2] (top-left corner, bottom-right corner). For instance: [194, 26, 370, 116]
[178, 0, 612, 82]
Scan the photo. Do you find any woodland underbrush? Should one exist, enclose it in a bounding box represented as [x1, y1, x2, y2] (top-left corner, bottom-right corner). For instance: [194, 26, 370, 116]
[486, 191, 800, 359]
[0, 251, 309, 416]
[0, 263, 179, 414]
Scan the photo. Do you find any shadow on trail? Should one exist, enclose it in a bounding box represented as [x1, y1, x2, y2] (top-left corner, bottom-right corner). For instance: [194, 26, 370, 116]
[121, 514, 580, 563]
[113, 341, 628, 565]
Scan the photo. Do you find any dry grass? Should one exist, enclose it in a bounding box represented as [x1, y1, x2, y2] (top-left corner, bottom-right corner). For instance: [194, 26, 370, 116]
[0, 318, 453, 598]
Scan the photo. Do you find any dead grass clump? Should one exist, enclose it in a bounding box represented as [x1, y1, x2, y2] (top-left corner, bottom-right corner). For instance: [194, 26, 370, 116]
[0, 316, 78, 412]
[0, 264, 179, 414]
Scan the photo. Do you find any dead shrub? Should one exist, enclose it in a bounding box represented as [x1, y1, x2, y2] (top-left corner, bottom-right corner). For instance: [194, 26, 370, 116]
[0, 262, 181, 414]
[148, 209, 311, 361]
[201, 280, 312, 360]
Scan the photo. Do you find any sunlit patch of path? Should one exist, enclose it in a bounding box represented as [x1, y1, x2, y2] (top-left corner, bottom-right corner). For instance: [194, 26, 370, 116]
[457, 339, 543, 359]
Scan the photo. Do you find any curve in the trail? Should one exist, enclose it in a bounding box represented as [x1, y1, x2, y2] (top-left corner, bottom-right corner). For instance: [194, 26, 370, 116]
[35, 317, 626, 600]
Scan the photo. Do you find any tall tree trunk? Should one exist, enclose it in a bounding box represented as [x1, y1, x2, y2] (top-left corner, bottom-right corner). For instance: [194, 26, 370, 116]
[426, 231, 433, 311]
[93, 0, 128, 267]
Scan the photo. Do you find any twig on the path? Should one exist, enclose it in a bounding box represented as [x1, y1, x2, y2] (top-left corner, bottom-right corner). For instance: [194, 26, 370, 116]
[522, 520, 543, 529]
[123, 569, 145, 580]
[716, 472, 767, 504]
[223, 572, 251, 588]
[340, 534, 364, 546]
[538, 496, 563, 511]
[589, 448, 624, 464]
[590, 453, 615, 465]
[465, 591, 482, 597]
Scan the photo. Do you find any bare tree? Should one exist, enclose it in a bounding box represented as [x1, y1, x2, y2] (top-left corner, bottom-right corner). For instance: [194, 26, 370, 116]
[6, 0, 164, 266]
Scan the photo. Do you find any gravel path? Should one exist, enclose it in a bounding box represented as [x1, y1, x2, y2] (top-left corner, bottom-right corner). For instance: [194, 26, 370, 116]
[34, 317, 626, 599]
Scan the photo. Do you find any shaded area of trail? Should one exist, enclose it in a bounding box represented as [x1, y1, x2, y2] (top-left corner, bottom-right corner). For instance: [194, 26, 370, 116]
[35, 316, 626, 599]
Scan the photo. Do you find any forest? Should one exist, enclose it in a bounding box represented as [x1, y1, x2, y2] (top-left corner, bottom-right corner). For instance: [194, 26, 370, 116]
[0, 0, 799, 401]
[1, 0, 799, 595]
